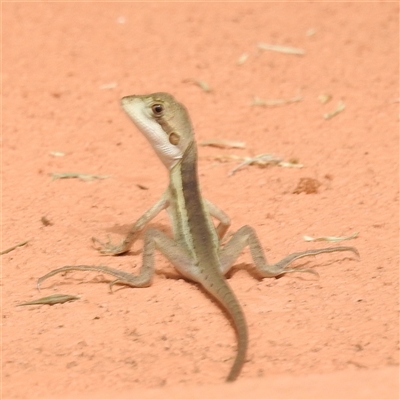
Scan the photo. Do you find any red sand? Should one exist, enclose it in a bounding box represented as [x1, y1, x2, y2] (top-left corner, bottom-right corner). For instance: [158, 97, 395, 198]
[2, 3, 399, 399]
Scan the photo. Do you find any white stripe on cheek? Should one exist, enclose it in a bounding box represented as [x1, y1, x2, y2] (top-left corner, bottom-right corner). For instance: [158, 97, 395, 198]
[122, 100, 183, 169]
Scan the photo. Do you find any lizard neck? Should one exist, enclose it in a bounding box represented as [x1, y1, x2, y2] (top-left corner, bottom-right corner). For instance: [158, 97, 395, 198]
[179, 141, 201, 211]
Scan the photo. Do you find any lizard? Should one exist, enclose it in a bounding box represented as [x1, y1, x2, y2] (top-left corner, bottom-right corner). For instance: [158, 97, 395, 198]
[38, 92, 359, 382]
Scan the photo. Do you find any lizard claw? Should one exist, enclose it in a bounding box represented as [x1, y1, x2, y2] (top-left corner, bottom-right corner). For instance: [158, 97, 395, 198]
[91, 236, 127, 255]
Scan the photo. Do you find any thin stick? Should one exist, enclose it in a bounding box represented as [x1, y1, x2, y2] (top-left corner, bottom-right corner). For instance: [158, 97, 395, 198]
[1, 240, 29, 255]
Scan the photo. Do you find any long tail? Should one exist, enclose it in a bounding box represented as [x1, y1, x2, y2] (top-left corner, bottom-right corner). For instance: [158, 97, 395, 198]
[204, 278, 248, 382]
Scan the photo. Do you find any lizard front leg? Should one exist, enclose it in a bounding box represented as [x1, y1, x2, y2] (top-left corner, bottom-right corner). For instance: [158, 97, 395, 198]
[204, 199, 231, 241]
[218, 225, 359, 277]
[92, 192, 170, 255]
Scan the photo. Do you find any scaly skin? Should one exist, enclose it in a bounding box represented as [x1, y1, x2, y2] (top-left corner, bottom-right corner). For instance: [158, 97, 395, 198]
[38, 93, 359, 381]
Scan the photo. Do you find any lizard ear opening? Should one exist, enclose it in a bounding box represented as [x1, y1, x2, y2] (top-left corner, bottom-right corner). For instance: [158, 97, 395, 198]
[169, 132, 180, 145]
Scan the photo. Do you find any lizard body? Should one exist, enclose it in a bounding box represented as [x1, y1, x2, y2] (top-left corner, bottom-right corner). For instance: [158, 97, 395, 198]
[38, 92, 358, 381]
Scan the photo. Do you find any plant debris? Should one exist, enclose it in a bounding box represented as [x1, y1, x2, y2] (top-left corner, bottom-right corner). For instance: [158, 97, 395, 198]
[200, 139, 246, 149]
[257, 42, 305, 56]
[136, 184, 149, 190]
[51, 172, 111, 181]
[49, 151, 66, 157]
[323, 100, 346, 120]
[41, 216, 53, 226]
[251, 95, 302, 107]
[236, 53, 249, 65]
[1, 240, 29, 255]
[183, 79, 211, 92]
[318, 93, 332, 104]
[99, 82, 118, 90]
[293, 177, 321, 194]
[306, 28, 317, 36]
[303, 232, 359, 242]
[227, 154, 303, 176]
[17, 294, 80, 306]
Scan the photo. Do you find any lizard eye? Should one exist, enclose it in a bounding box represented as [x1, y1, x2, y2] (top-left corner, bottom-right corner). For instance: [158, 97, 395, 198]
[151, 104, 164, 116]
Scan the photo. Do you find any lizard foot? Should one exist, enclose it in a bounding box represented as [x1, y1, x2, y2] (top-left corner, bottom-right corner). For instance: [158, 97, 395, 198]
[91, 236, 128, 255]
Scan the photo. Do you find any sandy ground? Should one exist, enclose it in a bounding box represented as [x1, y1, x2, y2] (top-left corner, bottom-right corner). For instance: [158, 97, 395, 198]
[2, 2, 399, 399]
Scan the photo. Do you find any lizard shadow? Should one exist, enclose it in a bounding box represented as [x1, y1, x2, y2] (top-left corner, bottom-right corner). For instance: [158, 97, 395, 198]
[191, 255, 358, 337]
[95, 222, 173, 256]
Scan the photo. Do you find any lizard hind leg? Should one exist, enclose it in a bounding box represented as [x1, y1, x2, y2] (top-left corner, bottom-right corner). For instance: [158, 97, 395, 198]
[37, 227, 195, 291]
[219, 225, 359, 278]
[37, 228, 166, 291]
[36, 263, 154, 291]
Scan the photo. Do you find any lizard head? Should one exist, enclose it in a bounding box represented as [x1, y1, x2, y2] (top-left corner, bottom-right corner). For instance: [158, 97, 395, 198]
[121, 92, 195, 170]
